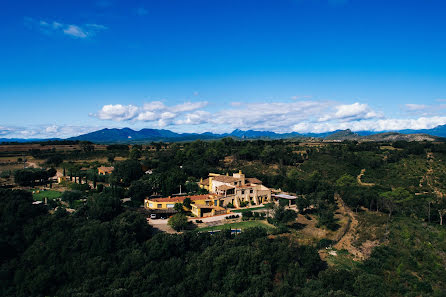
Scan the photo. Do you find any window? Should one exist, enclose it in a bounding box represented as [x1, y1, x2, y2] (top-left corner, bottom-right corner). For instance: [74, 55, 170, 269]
[250, 189, 253, 193]
[149, 203, 154, 208]
[242, 190, 245, 194]
[166, 204, 174, 208]
[214, 200, 218, 206]
[157, 204, 162, 208]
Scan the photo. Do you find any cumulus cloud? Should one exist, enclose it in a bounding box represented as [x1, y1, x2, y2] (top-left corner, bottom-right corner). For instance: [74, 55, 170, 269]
[171, 101, 208, 112]
[25, 18, 107, 38]
[208, 101, 335, 132]
[0, 125, 101, 139]
[95, 104, 139, 121]
[292, 116, 446, 133]
[175, 110, 211, 125]
[90, 99, 446, 134]
[93, 101, 209, 127]
[319, 103, 382, 122]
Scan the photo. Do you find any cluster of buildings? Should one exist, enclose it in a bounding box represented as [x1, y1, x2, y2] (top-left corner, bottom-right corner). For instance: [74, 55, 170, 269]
[144, 170, 273, 218]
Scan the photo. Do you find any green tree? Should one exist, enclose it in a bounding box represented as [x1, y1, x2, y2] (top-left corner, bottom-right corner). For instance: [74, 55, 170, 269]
[183, 197, 192, 209]
[380, 187, 412, 218]
[174, 202, 184, 213]
[112, 160, 144, 186]
[79, 141, 95, 152]
[129, 147, 142, 160]
[128, 180, 153, 204]
[168, 213, 188, 231]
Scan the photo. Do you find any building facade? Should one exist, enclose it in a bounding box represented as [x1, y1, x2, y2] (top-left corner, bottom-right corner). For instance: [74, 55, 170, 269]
[144, 194, 227, 217]
[199, 170, 272, 208]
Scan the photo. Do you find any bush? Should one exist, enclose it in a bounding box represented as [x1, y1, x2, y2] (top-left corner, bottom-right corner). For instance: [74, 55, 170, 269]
[168, 213, 188, 231]
[317, 239, 336, 249]
[243, 210, 253, 219]
[0, 171, 11, 178]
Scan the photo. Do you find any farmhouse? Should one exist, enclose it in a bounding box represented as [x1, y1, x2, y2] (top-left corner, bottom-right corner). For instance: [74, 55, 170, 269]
[144, 194, 227, 217]
[199, 170, 272, 208]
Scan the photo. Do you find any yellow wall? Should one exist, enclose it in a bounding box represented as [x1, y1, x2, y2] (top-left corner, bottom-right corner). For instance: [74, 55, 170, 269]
[145, 198, 213, 210]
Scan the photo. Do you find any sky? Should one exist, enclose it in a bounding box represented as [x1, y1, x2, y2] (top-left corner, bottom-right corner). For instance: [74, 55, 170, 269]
[1, 0, 446, 138]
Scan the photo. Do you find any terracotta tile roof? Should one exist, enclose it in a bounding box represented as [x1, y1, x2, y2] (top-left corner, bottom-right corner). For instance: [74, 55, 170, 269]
[217, 185, 235, 191]
[147, 194, 211, 203]
[246, 177, 262, 184]
[212, 175, 240, 183]
[98, 166, 114, 173]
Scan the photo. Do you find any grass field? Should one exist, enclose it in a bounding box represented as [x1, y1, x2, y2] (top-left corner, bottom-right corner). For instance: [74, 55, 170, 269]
[31, 190, 63, 201]
[231, 206, 267, 213]
[197, 220, 275, 232]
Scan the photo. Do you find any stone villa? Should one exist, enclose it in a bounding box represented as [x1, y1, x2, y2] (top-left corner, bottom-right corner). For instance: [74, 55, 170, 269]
[199, 170, 272, 208]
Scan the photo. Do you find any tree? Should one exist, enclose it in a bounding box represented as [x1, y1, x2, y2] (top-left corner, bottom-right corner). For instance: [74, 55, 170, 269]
[437, 198, 446, 225]
[174, 202, 184, 213]
[112, 160, 144, 186]
[129, 147, 142, 160]
[61, 191, 83, 207]
[183, 197, 192, 209]
[271, 204, 297, 226]
[46, 155, 63, 167]
[128, 180, 153, 204]
[296, 198, 310, 214]
[87, 192, 122, 221]
[168, 213, 188, 231]
[380, 187, 412, 218]
[107, 155, 115, 164]
[79, 141, 94, 152]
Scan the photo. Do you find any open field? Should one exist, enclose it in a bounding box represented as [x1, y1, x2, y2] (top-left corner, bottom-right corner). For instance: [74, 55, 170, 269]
[0, 144, 107, 153]
[31, 189, 63, 201]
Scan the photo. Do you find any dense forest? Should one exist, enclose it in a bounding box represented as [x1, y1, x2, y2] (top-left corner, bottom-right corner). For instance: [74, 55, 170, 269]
[1, 139, 446, 296]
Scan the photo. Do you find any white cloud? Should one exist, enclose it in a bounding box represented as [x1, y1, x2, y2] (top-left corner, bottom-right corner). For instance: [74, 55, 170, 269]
[143, 101, 166, 111]
[63, 25, 87, 38]
[95, 104, 139, 121]
[319, 102, 382, 122]
[171, 101, 208, 113]
[93, 101, 208, 127]
[175, 110, 211, 125]
[25, 18, 107, 39]
[91, 99, 446, 134]
[0, 125, 101, 139]
[405, 104, 428, 111]
[137, 111, 158, 121]
[292, 116, 446, 133]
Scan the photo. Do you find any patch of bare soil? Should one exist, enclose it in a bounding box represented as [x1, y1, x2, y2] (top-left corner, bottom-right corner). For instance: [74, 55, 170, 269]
[357, 169, 375, 187]
[333, 195, 365, 260]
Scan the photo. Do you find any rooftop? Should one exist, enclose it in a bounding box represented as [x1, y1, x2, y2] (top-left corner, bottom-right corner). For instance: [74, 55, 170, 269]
[147, 194, 211, 203]
[217, 185, 235, 191]
[212, 175, 240, 183]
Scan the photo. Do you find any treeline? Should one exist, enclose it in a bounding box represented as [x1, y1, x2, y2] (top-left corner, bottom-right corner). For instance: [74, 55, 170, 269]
[13, 168, 56, 187]
[2, 189, 445, 296]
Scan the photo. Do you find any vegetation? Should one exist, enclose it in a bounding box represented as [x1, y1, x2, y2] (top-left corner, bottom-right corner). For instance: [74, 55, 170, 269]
[2, 139, 446, 296]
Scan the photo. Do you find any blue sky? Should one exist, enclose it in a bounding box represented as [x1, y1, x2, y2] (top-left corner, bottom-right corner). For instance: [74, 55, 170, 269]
[1, 0, 446, 138]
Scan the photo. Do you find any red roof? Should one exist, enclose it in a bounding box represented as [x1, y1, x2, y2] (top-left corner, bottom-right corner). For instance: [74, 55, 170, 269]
[147, 194, 211, 203]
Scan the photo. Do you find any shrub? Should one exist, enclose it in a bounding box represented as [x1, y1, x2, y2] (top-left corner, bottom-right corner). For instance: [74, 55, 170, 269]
[168, 213, 188, 231]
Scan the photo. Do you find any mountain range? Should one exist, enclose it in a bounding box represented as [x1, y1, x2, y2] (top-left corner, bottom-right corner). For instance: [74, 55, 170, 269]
[1, 125, 445, 143]
[67, 125, 446, 143]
